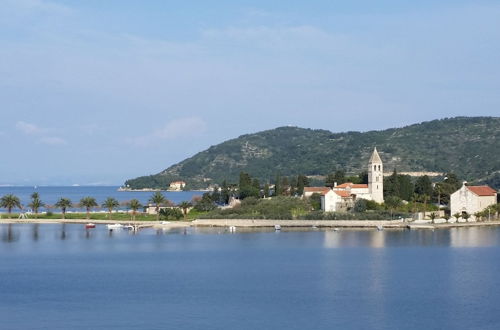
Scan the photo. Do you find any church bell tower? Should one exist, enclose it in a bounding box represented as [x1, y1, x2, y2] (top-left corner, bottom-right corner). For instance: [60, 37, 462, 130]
[368, 147, 384, 203]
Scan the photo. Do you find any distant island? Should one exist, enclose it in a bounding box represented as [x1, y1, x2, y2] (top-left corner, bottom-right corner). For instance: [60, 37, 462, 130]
[125, 116, 500, 190]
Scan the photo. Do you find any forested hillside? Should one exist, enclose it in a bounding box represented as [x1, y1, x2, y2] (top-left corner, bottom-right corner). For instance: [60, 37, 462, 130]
[125, 117, 500, 189]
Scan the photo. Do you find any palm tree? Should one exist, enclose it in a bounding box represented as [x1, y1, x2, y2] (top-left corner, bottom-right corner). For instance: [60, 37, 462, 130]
[28, 192, 45, 219]
[80, 197, 98, 220]
[421, 194, 429, 219]
[0, 194, 22, 217]
[149, 192, 166, 221]
[429, 212, 438, 224]
[453, 212, 461, 223]
[178, 201, 192, 220]
[55, 198, 72, 219]
[385, 196, 402, 219]
[102, 197, 119, 219]
[128, 199, 142, 221]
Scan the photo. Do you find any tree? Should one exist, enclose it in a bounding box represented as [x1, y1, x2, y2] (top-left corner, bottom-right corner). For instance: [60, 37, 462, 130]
[263, 183, 270, 198]
[474, 211, 483, 222]
[28, 192, 45, 219]
[384, 169, 400, 198]
[385, 196, 403, 219]
[274, 174, 282, 196]
[239, 172, 259, 199]
[414, 175, 433, 197]
[333, 170, 346, 185]
[221, 180, 231, 204]
[309, 193, 322, 210]
[128, 199, 142, 221]
[193, 193, 216, 212]
[178, 201, 192, 220]
[149, 192, 166, 221]
[281, 177, 290, 196]
[0, 194, 22, 217]
[434, 173, 462, 205]
[102, 197, 119, 219]
[443, 214, 451, 223]
[358, 171, 368, 184]
[296, 175, 309, 195]
[80, 197, 98, 220]
[462, 212, 470, 222]
[353, 199, 367, 213]
[429, 212, 438, 224]
[453, 212, 461, 223]
[325, 173, 336, 188]
[55, 198, 72, 219]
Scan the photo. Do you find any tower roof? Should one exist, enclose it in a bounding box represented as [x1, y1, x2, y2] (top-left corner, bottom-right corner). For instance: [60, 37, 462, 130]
[369, 147, 382, 163]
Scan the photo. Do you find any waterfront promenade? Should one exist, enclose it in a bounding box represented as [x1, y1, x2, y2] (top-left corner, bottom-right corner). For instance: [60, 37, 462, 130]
[2, 218, 500, 230]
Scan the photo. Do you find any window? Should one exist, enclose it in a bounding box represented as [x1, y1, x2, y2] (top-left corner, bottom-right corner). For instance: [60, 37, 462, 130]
[374, 165, 376, 171]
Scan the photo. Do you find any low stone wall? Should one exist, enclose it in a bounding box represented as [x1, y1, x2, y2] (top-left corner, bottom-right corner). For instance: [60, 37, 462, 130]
[192, 219, 405, 228]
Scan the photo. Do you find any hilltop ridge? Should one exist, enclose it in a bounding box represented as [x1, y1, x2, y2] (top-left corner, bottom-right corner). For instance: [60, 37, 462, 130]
[125, 117, 500, 189]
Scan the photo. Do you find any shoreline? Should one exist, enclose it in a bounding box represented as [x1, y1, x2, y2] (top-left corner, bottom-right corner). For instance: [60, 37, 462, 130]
[2, 218, 500, 230]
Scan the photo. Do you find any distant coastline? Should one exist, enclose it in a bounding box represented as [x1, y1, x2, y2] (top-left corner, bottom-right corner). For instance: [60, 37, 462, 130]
[117, 187, 210, 192]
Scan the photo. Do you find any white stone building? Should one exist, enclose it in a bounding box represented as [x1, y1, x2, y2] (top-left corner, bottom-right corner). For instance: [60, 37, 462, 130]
[321, 189, 352, 212]
[318, 148, 385, 212]
[169, 181, 186, 191]
[450, 184, 497, 220]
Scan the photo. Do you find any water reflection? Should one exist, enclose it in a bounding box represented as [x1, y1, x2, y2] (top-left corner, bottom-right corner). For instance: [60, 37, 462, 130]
[450, 227, 499, 247]
[1, 224, 500, 248]
[2, 224, 20, 242]
[32, 224, 39, 241]
[60, 224, 68, 240]
[322, 228, 493, 248]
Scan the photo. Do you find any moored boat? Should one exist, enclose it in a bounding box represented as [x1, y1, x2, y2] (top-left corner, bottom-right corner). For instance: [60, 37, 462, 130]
[107, 224, 123, 230]
[85, 223, 96, 229]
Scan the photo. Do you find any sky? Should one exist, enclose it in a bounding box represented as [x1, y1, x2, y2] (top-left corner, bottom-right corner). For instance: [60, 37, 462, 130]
[0, 0, 499, 185]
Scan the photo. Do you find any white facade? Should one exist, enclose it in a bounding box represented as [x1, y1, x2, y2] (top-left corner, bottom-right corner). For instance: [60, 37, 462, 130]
[368, 147, 384, 203]
[321, 190, 352, 212]
[319, 147, 385, 212]
[169, 181, 186, 191]
[450, 184, 497, 219]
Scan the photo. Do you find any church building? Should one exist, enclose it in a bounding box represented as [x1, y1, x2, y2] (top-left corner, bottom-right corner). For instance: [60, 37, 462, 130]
[319, 148, 384, 212]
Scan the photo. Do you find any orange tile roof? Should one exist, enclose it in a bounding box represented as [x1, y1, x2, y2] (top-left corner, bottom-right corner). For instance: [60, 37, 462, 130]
[335, 182, 368, 189]
[304, 187, 330, 193]
[336, 182, 353, 188]
[467, 186, 497, 196]
[351, 184, 368, 189]
[334, 191, 352, 198]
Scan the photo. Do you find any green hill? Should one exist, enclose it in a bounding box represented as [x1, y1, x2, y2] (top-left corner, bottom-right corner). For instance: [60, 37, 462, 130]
[125, 117, 500, 189]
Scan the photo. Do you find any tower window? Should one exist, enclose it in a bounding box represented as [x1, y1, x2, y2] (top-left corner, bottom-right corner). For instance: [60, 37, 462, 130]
[378, 165, 381, 171]
[374, 165, 376, 171]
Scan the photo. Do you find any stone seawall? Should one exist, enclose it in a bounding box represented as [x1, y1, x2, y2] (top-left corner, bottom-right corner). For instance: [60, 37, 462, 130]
[192, 219, 405, 228]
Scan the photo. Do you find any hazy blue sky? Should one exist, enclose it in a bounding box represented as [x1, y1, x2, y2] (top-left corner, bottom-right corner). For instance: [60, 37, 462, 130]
[1, 0, 499, 185]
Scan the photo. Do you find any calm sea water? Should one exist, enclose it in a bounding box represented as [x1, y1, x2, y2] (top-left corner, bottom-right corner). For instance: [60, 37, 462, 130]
[1, 225, 500, 330]
[0, 186, 202, 212]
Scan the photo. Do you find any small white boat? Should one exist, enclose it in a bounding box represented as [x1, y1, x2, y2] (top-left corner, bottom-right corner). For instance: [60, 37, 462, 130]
[124, 225, 134, 230]
[333, 228, 339, 232]
[107, 224, 123, 230]
[228, 226, 236, 232]
[274, 225, 281, 231]
[377, 225, 384, 231]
